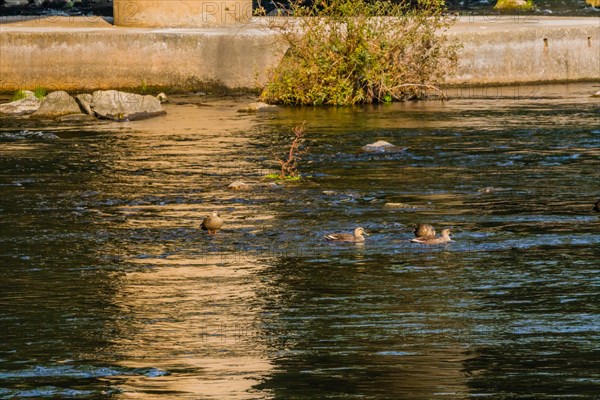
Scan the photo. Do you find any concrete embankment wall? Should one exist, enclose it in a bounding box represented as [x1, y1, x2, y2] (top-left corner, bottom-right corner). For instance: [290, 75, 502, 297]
[450, 20, 600, 85]
[0, 16, 598, 92]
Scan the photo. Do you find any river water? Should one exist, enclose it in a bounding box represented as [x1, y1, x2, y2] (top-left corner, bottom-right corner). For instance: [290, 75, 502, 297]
[1, 84, 599, 399]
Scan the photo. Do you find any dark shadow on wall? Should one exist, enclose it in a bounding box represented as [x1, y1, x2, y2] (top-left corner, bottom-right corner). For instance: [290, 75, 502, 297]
[0, 0, 597, 18]
[0, 0, 112, 16]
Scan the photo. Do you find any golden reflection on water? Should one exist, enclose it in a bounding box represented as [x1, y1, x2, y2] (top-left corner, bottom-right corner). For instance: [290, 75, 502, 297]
[88, 98, 279, 398]
[108, 262, 273, 399]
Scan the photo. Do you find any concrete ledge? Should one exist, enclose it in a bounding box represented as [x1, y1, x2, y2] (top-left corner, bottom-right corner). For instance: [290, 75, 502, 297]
[0, 16, 598, 92]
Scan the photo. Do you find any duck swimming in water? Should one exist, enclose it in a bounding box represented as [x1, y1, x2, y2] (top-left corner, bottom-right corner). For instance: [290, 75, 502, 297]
[413, 223, 436, 238]
[325, 227, 368, 243]
[410, 228, 453, 245]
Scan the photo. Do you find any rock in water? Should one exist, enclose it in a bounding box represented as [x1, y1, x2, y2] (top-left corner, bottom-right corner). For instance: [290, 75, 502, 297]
[57, 114, 97, 123]
[90, 90, 166, 121]
[383, 202, 419, 210]
[228, 181, 252, 191]
[0, 97, 42, 116]
[237, 102, 279, 113]
[361, 140, 407, 154]
[156, 92, 169, 103]
[0, 130, 59, 141]
[31, 91, 81, 118]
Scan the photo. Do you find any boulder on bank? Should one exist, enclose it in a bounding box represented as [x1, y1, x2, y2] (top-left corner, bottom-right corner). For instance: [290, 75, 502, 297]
[90, 90, 166, 121]
[237, 102, 279, 113]
[75, 93, 94, 115]
[0, 96, 42, 116]
[360, 140, 408, 154]
[31, 91, 81, 118]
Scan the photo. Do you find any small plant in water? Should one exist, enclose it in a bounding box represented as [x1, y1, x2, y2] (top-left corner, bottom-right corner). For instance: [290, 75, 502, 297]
[267, 122, 307, 180]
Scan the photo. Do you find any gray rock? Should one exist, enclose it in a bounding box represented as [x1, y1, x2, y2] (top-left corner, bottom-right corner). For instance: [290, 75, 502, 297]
[0, 97, 42, 115]
[31, 91, 81, 118]
[237, 102, 279, 113]
[90, 90, 166, 121]
[361, 140, 408, 154]
[75, 93, 94, 115]
[592, 91, 600, 98]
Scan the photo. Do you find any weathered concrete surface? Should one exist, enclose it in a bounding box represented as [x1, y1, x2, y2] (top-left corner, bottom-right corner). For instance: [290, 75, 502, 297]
[113, 0, 253, 27]
[0, 16, 598, 92]
[448, 16, 600, 85]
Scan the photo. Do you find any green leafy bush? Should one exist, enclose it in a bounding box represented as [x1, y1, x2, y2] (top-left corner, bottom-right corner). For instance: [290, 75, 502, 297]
[260, 0, 459, 105]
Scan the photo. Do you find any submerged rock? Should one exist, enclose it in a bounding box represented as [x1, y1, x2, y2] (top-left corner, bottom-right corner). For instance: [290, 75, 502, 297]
[383, 202, 420, 210]
[228, 181, 253, 190]
[237, 102, 279, 113]
[478, 187, 497, 194]
[57, 114, 97, 123]
[361, 140, 407, 154]
[0, 130, 59, 141]
[270, 182, 283, 189]
[31, 91, 81, 118]
[75, 93, 94, 115]
[90, 90, 166, 121]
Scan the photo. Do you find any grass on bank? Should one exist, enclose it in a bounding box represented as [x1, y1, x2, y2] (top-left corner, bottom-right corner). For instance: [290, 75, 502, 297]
[12, 87, 47, 101]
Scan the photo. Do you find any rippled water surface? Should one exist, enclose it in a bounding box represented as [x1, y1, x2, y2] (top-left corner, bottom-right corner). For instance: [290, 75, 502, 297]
[1, 84, 599, 399]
